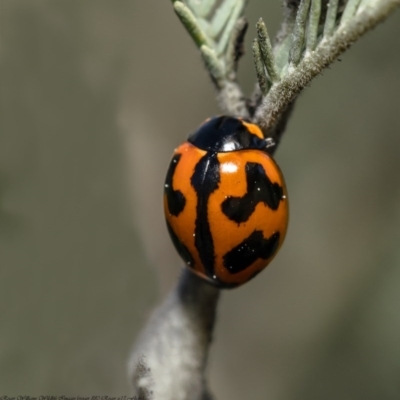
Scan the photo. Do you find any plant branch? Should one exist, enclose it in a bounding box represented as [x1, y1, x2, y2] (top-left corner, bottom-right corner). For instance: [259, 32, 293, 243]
[255, 0, 400, 132]
[172, 0, 250, 117]
[129, 269, 220, 400]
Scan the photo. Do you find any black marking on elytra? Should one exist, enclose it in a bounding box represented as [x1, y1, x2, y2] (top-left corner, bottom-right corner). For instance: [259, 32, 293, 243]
[188, 116, 269, 153]
[165, 154, 186, 216]
[166, 221, 195, 268]
[223, 231, 280, 274]
[221, 162, 283, 223]
[191, 152, 220, 277]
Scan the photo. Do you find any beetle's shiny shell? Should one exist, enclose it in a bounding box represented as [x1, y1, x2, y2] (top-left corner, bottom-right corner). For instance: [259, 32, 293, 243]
[164, 116, 288, 288]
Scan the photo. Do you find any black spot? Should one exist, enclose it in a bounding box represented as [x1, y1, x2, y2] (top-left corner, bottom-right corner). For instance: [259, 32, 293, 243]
[221, 162, 283, 223]
[165, 154, 186, 216]
[223, 231, 280, 274]
[188, 116, 269, 153]
[166, 221, 195, 268]
[191, 152, 220, 277]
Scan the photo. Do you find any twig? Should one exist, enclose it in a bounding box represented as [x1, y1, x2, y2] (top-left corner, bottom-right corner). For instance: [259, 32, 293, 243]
[129, 269, 220, 400]
[254, 0, 400, 132]
[172, 0, 249, 117]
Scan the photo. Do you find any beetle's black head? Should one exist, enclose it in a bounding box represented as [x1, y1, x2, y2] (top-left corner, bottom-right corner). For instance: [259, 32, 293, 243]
[188, 116, 273, 153]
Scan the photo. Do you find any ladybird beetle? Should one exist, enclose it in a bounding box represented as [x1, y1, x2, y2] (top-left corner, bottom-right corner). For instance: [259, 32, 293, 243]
[164, 116, 288, 288]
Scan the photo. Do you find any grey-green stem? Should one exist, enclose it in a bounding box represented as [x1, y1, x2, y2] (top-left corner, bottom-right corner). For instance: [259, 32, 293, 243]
[255, 0, 400, 132]
[129, 268, 220, 400]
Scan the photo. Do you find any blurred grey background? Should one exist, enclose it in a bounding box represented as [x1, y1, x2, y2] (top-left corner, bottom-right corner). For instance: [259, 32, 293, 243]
[1, 1, 400, 399]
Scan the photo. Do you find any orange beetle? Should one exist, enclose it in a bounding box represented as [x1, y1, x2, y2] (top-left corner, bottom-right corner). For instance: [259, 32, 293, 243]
[164, 116, 288, 288]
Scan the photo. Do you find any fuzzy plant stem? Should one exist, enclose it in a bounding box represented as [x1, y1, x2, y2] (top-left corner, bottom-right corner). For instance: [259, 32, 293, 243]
[173, 0, 250, 118]
[255, 0, 400, 131]
[129, 268, 220, 400]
